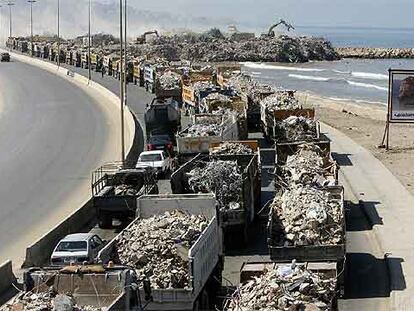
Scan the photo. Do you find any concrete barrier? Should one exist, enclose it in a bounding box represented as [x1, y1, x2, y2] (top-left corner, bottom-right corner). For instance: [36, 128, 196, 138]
[0, 261, 16, 296]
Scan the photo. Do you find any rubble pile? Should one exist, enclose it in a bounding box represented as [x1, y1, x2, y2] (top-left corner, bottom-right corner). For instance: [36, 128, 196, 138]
[135, 34, 339, 63]
[210, 142, 254, 155]
[277, 116, 317, 141]
[281, 144, 336, 187]
[261, 91, 300, 111]
[183, 115, 225, 137]
[187, 160, 242, 211]
[225, 262, 337, 311]
[114, 210, 208, 289]
[271, 185, 343, 246]
[1, 292, 103, 311]
[158, 71, 181, 90]
[192, 81, 217, 92]
[203, 92, 231, 104]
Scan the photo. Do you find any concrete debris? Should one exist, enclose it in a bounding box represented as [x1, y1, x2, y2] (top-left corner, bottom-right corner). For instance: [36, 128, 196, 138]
[203, 92, 231, 104]
[271, 185, 343, 246]
[282, 144, 336, 187]
[261, 91, 300, 111]
[210, 142, 254, 155]
[158, 71, 181, 90]
[277, 116, 317, 141]
[192, 81, 217, 92]
[181, 115, 225, 137]
[187, 160, 242, 211]
[0, 292, 102, 311]
[114, 210, 208, 289]
[225, 262, 337, 311]
[135, 33, 339, 63]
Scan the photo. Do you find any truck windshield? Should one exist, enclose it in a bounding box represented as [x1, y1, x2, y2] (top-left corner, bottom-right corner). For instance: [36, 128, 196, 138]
[140, 154, 162, 162]
[56, 241, 87, 252]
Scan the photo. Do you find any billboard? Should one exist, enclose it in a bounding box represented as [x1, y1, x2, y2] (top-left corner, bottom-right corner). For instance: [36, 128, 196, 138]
[389, 69, 414, 122]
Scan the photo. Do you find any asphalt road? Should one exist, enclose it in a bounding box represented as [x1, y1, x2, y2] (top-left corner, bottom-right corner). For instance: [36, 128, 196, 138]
[0, 60, 121, 267]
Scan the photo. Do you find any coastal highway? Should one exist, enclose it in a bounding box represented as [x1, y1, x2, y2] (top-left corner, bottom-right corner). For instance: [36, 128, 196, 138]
[0, 60, 124, 267]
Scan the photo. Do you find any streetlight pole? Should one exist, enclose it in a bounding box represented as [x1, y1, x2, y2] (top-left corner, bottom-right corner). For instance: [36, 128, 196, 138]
[28, 0, 36, 57]
[57, 0, 60, 67]
[88, 0, 91, 81]
[119, 0, 125, 164]
[7, 2, 14, 42]
[124, 0, 127, 108]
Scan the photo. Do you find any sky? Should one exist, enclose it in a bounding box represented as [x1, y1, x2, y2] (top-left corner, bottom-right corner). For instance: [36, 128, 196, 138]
[0, 0, 413, 39]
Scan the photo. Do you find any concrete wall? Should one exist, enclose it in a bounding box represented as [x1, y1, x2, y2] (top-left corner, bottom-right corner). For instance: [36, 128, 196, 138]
[0, 261, 16, 296]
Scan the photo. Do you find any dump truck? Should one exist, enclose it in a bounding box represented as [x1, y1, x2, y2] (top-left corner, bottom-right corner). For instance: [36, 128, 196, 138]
[98, 194, 224, 311]
[144, 97, 181, 136]
[224, 261, 340, 310]
[103, 54, 118, 76]
[182, 83, 220, 115]
[91, 163, 159, 228]
[176, 113, 240, 162]
[267, 185, 346, 295]
[260, 91, 315, 140]
[144, 65, 182, 99]
[133, 58, 145, 85]
[18, 265, 139, 311]
[274, 139, 338, 189]
[170, 153, 259, 241]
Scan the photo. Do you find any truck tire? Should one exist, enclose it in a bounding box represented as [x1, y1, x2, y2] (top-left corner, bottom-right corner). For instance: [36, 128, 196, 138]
[98, 213, 112, 229]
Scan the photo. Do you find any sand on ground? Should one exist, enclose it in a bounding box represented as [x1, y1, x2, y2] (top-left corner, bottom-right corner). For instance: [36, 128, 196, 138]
[301, 91, 414, 196]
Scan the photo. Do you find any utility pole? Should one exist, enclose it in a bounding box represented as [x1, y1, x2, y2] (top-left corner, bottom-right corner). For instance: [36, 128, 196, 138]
[124, 0, 127, 107]
[0, 5, 2, 47]
[28, 0, 36, 57]
[88, 0, 91, 81]
[7, 2, 14, 43]
[57, 0, 60, 67]
[119, 0, 125, 164]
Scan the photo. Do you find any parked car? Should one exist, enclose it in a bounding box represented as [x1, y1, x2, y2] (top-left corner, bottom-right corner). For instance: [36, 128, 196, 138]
[1, 53, 10, 62]
[136, 150, 172, 177]
[50, 233, 105, 266]
[147, 134, 174, 154]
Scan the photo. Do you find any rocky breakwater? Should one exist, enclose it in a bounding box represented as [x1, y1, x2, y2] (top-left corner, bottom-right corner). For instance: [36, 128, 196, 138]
[336, 47, 414, 59]
[132, 29, 339, 63]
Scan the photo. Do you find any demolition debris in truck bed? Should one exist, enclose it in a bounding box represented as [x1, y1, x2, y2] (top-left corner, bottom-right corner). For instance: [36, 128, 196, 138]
[113, 210, 208, 289]
[225, 261, 338, 311]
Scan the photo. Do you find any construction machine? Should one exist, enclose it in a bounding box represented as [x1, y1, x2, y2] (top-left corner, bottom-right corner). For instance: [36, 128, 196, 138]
[136, 30, 159, 44]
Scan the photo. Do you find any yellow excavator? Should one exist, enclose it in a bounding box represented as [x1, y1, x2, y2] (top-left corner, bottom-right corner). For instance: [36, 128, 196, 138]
[266, 19, 295, 37]
[136, 30, 159, 44]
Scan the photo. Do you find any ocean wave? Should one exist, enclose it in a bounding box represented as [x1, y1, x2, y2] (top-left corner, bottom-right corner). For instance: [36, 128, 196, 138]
[288, 74, 330, 82]
[251, 71, 262, 75]
[351, 71, 388, 80]
[346, 80, 388, 91]
[333, 70, 351, 74]
[242, 62, 325, 72]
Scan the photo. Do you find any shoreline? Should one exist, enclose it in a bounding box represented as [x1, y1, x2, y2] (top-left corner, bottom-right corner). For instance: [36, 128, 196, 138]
[335, 47, 414, 59]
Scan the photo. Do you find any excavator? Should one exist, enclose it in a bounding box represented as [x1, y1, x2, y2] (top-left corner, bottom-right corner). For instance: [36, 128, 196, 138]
[266, 19, 295, 37]
[136, 30, 159, 44]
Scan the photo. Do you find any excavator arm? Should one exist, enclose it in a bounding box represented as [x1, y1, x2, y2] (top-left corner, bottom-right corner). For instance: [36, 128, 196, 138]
[137, 30, 159, 44]
[268, 19, 295, 37]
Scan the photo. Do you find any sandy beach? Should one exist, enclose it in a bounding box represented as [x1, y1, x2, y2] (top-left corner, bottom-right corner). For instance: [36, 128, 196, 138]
[302, 91, 414, 195]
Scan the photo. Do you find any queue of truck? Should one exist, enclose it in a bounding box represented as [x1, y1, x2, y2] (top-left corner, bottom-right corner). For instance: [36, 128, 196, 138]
[2, 36, 346, 311]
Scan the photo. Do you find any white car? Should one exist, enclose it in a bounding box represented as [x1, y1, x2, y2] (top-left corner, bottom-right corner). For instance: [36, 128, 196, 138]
[136, 150, 172, 177]
[50, 233, 105, 266]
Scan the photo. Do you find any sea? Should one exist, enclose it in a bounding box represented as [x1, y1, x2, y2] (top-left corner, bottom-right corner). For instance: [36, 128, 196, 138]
[241, 26, 414, 106]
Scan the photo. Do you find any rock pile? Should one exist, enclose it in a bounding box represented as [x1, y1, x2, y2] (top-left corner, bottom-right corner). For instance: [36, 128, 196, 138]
[1, 292, 102, 311]
[187, 160, 242, 211]
[210, 142, 254, 155]
[277, 116, 317, 141]
[225, 261, 337, 311]
[261, 91, 300, 111]
[158, 71, 181, 90]
[114, 210, 208, 289]
[182, 115, 225, 137]
[270, 185, 343, 247]
[135, 33, 339, 63]
[336, 47, 414, 59]
[281, 144, 336, 187]
[114, 184, 139, 196]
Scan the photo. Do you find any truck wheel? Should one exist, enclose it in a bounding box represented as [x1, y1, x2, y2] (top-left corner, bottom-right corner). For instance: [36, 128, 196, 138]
[98, 214, 112, 229]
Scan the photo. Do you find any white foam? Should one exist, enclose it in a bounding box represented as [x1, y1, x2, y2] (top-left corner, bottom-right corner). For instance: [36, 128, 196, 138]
[251, 71, 262, 75]
[242, 62, 325, 72]
[288, 74, 330, 82]
[346, 80, 388, 91]
[333, 70, 351, 74]
[351, 71, 388, 80]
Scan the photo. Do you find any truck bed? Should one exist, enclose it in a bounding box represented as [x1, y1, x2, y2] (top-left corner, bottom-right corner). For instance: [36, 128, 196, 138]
[98, 194, 223, 310]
